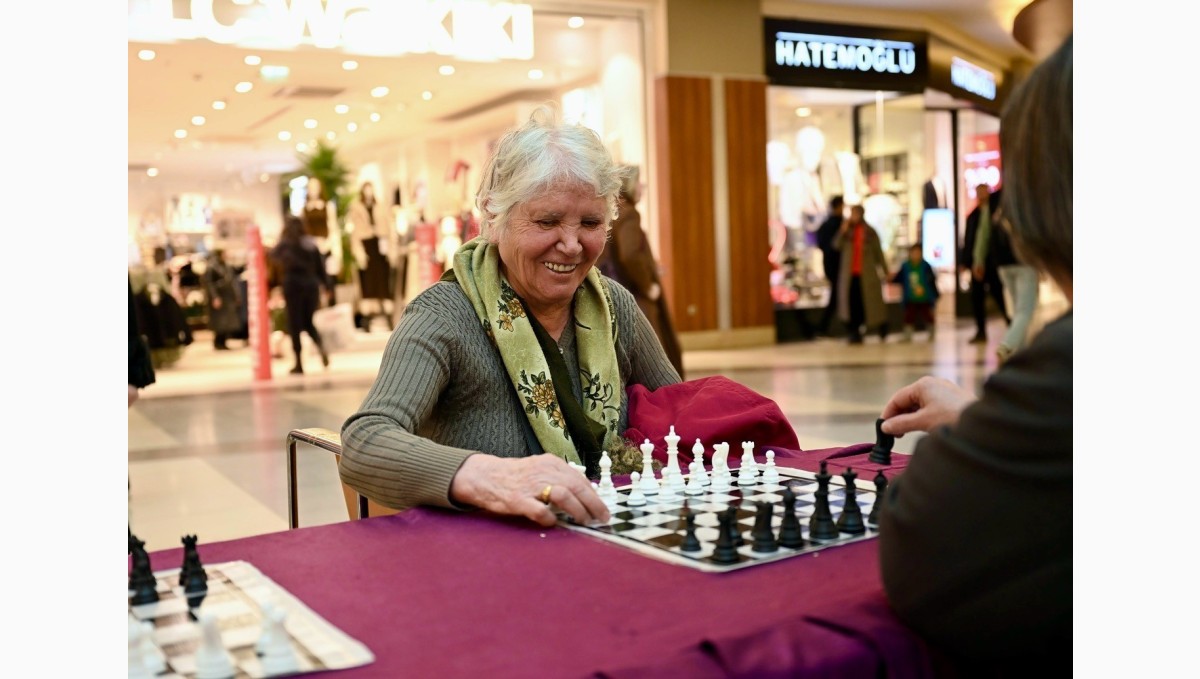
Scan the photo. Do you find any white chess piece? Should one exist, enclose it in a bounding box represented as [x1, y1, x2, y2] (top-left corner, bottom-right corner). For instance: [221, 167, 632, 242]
[737, 441, 758, 486]
[692, 439, 710, 486]
[626, 471, 647, 506]
[710, 444, 731, 492]
[598, 451, 616, 499]
[762, 450, 780, 484]
[256, 601, 278, 655]
[568, 462, 587, 477]
[665, 426, 682, 478]
[658, 467, 678, 502]
[638, 439, 658, 495]
[259, 604, 301, 675]
[685, 461, 705, 495]
[139, 621, 166, 674]
[193, 612, 237, 679]
[594, 481, 618, 510]
[128, 619, 154, 679]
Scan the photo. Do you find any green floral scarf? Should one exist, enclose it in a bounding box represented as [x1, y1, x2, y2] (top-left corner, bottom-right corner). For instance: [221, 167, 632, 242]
[450, 237, 621, 465]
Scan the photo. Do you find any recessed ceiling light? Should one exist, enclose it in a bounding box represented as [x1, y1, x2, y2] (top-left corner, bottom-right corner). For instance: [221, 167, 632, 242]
[342, 60, 358, 71]
[259, 65, 289, 81]
[192, 115, 206, 125]
[174, 129, 187, 139]
[278, 131, 292, 141]
[335, 104, 349, 114]
[527, 68, 544, 80]
[421, 90, 433, 101]
[326, 131, 337, 141]
[138, 49, 156, 61]
[235, 81, 253, 93]
[212, 100, 226, 110]
[795, 107, 812, 117]
[568, 16, 584, 29]
[147, 167, 159, 177]
[304, 119, 318, 129]
[347, 122, 358, 132]
[369, 112, 381, 122]
[438, 65, 455, 76]
[296, 142, 308, 152]
[260, 173, 270, 183]
[371, 86, 389, 98]
[244, 55, 261, 66]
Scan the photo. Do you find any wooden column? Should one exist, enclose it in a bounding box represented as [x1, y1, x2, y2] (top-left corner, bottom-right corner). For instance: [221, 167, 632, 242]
[723, 78, 772, 329]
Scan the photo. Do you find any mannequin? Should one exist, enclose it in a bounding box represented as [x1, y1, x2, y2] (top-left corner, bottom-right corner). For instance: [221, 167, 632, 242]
[778, 126, 828, 251]
[436, 215, 462, 273]
[348, 181, 396, 328]
[302, 176, 343, 282]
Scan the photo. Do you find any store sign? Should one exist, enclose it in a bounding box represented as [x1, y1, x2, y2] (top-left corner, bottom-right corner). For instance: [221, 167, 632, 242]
[963, 133, 1002, 197]
[764, 18, 927, 91]
[128, 0, 534, 60]
[950, 57, 996, 101]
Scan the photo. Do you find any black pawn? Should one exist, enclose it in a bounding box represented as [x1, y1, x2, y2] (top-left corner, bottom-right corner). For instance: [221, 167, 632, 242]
[725, 506, 745, 547]
[751, 502, 778, 553]
[868, 471, 889, 526]
[128, 534, 159, 606]
[680, 505, 702, 552]
[836, 468, 866, 535]
[809, 464, 839, 541]
[869, 418, 894, 465]
[778, 487, 805, 549]
[710, 510, 739, 564]
[179, 535, 208, 607]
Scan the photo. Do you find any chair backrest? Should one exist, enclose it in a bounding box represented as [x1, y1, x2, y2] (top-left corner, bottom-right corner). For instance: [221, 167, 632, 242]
[286, 427, 401, 529]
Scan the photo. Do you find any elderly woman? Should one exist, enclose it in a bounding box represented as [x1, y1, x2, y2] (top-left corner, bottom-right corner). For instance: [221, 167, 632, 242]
[339, 106, 682, 527]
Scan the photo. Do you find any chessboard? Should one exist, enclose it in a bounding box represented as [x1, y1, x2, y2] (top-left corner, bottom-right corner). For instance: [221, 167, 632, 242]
[560, 463, 883, 573]
[128, 560, 373, 678]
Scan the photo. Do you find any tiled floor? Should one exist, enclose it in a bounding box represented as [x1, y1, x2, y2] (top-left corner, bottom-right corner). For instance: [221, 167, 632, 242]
[129, 296, 1067, 553]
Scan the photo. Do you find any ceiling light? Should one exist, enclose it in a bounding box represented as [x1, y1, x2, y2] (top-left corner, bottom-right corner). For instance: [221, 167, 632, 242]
[235, 81, 253, 93]
[296, 142, 308, 152]
[568, 16, 584, 29]
[371, 86, 389, 98]
[342, 60, 358, 71]
[278, 131, 292, 141]
[260, 173, 270, 183]
[174, 129, 187, 139]
[212, 100, 226, 110]
[244, 55, 261, 66]
[304, 119, 318, 129]
[795, 107, 812, 117]
[369, 112, 381, 122]
[347, 122, 358, 132]
[147, 167, 159, 177]
[527, 69, 544, 80]
[421, 90, 433, 101]
[191, 115, 206, 125]
[259, 65, 289, 82]
[138, 49, 156, 61]
[326, 131, 337, 141]
[335, 104, 349, 114]
[438, 65, 455, 76]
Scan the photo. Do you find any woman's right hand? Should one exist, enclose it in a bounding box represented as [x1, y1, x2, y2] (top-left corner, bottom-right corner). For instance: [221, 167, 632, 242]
[449, 454, 611, 527]
[880, 376, 977, 437]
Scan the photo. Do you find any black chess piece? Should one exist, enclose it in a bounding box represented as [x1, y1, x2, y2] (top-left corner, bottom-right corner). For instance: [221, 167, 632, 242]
[128, 534, 160, 605]
[680, 505, 702, 552]
[725, 506, 745, 547]
[869, 418, 894, 465]
[710, 509, 739, 564]
[835, 468, 866, 535]
[179, 535, 207, 588]
[778, 487, 805, 549]
[868, 470, 889, 526]
[751, 502, 778, 553]
[809, 463, 840, 541]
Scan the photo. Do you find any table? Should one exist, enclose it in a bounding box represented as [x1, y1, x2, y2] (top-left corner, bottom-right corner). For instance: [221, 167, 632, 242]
[146, 446, 948, 678]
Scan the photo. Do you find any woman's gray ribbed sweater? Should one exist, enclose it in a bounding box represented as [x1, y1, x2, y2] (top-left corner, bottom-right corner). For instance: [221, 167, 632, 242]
[339, 278, 682, 511]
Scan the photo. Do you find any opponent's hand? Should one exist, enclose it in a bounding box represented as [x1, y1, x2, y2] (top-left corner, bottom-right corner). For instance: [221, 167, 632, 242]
[449, 454, 610, 527]
[880, 376, 976, 437]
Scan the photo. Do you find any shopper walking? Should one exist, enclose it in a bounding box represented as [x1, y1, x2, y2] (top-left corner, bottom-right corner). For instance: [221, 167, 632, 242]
[815, 195, 844, 336]
[992, 215, 1039, 362]
[961, 184, 1010, 343]
[834, 204, 890, 344]
[201, 248, 243, 351]
[271, 216, 331, 374]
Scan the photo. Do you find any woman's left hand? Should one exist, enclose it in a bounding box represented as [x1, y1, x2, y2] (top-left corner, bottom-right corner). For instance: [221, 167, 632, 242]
[449, 454, 611, 527]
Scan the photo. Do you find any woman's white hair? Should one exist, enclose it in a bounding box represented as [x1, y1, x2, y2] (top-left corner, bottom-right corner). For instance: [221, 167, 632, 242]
[476, 103, 626, 241]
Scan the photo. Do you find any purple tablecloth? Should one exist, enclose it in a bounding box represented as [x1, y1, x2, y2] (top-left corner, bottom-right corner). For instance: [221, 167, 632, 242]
[144, 456, 942, 678]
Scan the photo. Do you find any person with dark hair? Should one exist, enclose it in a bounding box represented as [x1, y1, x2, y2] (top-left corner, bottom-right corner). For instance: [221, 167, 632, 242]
[961, 183, 1010, 344]
[201, 248, 243, 351]
[891, 242, 939, 342]
[815, 195, 844, 336]
[129, 275, 156, 407]
[834, 204, 890, 344]
[271, 215, 331, 374]
[339, 105, 681, 528]
[877, 35, 1073, 672]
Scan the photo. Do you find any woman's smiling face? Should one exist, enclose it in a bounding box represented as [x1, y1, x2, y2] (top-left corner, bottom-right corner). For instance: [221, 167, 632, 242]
[497, 182, 609, 316]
